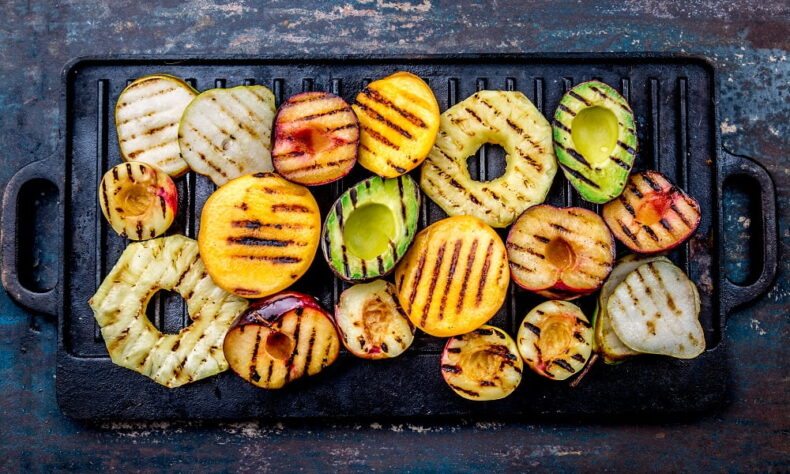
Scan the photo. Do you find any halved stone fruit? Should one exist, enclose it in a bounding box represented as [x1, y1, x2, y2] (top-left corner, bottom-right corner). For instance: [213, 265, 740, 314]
[99, 162, 178, 240]
[115, 74, 198, 177]
[506, 204, 615, 299]
[553, 80, 637, 203]
[223, 292, 340, 389]
[603, 170, 701, 253]
[322, 175, 420, 281]
[335, 280, 415, 359]
[395, 216, 510, 337]
[272, 92, 359, 185]
[353, 71, 440, 177]
[441, 325, 523, 401]
[517, 300, 593, 381]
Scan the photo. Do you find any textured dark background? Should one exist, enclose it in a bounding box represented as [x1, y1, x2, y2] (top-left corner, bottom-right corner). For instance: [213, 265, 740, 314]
[1, 0, 787, 471]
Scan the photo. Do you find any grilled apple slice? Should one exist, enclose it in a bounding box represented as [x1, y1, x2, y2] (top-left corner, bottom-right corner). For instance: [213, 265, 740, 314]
[603, 171, 701, 253]
[395, 216, 509, 337]
[441, 325, 523, 401]
[607, 260, 704, 359]
[353, 71, 440, 177]
[420, 90, 556, 228]
[335, 280, 415, 359]
[224, 292, 340, 389]
[115, 74, 198, 177]
[99, 162, 178, 240]
[506, 204, 615, 299]
[179, 85, 276, 186]
[89, 235, 249, 388]
[198, 173, 321, 299]
[272, 92, 359, 185]
[517, 300, 593, 381]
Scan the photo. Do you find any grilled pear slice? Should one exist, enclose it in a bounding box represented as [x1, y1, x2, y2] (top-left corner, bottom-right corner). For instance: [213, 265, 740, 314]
[608, 260, 704, 359]
[179, 85, 276, 186]
[115, 74, 198, 177]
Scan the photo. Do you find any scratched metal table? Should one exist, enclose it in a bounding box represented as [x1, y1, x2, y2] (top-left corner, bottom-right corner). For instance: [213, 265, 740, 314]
[0, 1, 787, 471]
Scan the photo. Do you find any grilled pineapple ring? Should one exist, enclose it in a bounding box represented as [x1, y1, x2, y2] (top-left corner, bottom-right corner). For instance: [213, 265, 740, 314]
[421, 91, 556, 228]
[89, 235, 248, 388]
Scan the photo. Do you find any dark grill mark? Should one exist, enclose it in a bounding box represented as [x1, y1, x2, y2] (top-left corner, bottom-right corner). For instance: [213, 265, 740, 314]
[438, 240, 463, 321]
[534, 235, 550, 243]
[559, 163, 601, 188]
[446, 347, 461, 353]
[576, 317, 591, 328]
[550, 223, 570, 233]
[231, 220, 309, 231]
[618, 220, 639, 244]
[574, 333, 586, 343]
[420, 242, 447, 326]
[226, 236, 301, 247]
[642, 225, 659, 241]
[509, 261, 535, 273]
[553, 359, 576, 373]
[234, 288, 261, 296]
[377, 256, 385, 275]
[660, 219, 673, 232]
[303, 328, 317, 372]
[407, 250, 429, 314]
[479, 381, 496, 387]
[361, 125, 399, 150]
[475, 242, 494, 307]
[620, 197, 636, 216]
[630, 186, 644, 198]
[232, 255, 302, 263]
[589, 85, 612, 101]
[475, 328, 494, 336]
[136, 221, 143, 239]
[523, 322, 541, 336]
[642, 173, 662, 191]
[671, 204, 693, 228]
[465, 107, 484, 124]
[449, 384, 479, 398]
[362, 88, 427, 128]
[553, 119, 571, 133]
[568, 91, 591, 106]
[566, 147, 592, 168]
[571, 354, 586, 363]
[293, 107, 347, 122]
[272, 203, 312, 213]
[397, 176, 408, 221]
[284, 314, 302, 384]
[441, 364, 461, 374]
[355, 102, 412, 139]
[457, 239, 479, 313]
[618, 141, 636, 155]
[611, 156, 630, 170]
[250, 328, 262, 382]
[557, 103, 576, 116]
[349, 188, 358, 207]
[506, 119, 524, 135]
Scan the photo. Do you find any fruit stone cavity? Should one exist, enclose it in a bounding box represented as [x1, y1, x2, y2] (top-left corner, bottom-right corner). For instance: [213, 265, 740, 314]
[571, 106, 619, 166]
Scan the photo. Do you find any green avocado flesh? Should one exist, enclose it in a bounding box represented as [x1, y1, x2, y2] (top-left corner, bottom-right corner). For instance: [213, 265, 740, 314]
[553, 81, 637, 204]
[322, 175, 420, 281]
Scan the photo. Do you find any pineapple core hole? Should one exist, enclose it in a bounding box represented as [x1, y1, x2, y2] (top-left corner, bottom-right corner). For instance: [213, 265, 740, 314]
[538, 316, 575, 359]
[636, 192, 671, 226]
[343, 203, 396, 260]
[118, 185, 154, 217]
[466, 143, 507, 182]
[265, 331, 294, 360]
[292, 126, 333, 154]
[362, 297, 391, 345]
[571, 106, 619, 166]
[466, 349, 499, 379]
[546, 238, 575, 270]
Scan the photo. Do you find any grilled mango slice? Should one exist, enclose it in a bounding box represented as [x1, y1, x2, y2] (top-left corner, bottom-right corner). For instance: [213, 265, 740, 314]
[115, 74, 198, 177]
[420, 91, 556, 228]
[394, 216, 509, 337]
[88, 235, 249, 388]
[353, 72, 440, 177]
[441, 325, 523, 401]
[198, 173, 321, 299]
[179, 86, 277, 186]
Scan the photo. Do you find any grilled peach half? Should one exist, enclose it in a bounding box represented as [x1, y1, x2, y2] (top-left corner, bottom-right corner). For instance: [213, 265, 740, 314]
[273, 92, 359, 185]
[99, 162, 177, 240]
[335, 280, 415, 359]
[506, 204, 615, 299]
[223, 292, 340, 389]
[441, 325, 523, 401]
[602, 170, 701, 253]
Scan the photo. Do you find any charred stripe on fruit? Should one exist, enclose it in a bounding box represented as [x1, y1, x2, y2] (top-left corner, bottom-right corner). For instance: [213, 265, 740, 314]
[420, 242, 447, 326]
[355, 102, 413, 139]
[456, 239, 478, 313]
[558, 163, 601, 189]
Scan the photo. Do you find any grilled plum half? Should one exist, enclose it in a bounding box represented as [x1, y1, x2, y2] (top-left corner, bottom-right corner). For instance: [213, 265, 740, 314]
[273, 92, 359, 185]
[506, 204, 615, 299]
[335, 280, 415, 359]
[441, 325, 523, 401]
[603, 170, 701, 253]
[223, 292, 340, 389]
[517, 300, 593, 381]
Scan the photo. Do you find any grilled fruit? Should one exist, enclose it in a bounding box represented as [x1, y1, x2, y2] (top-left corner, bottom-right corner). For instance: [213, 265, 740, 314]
[322, 175, 420, 281]
[506, 204, 615, 299]
[593, 254, 670, 364]
[603, 170, 701, 253]
[272, 92, 359, 185]
[608, 260, 704, 359]
[99, 162, 178, 240]
[115, 74, 197, 177]
[553, 80, 637, 203]
[441, 326, 523, 401]
[335, 280, 415, 359]
[420, 91, 556, 228]
[198, 173, 321, 299]
[88, 235, 249, 388]
[353, 71, 440, 177]
[224, 292, 340, 389]
[395, 216, 509, 337]
[179, 85, 276, 186]
[517, 300, 592, 381]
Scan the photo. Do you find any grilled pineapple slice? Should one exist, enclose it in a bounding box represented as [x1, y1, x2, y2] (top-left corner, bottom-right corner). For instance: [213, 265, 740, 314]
[420, 90, 556, 228]
[353, 72, 440, 177]
[88, 235, 249, 388]
[115, 74, 198, 177]
[179, 86, 277, 186]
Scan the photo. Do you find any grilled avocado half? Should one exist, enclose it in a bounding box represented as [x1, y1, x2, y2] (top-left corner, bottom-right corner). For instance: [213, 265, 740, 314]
[322, 175, 420, 281]
[553, 81, 637, 203]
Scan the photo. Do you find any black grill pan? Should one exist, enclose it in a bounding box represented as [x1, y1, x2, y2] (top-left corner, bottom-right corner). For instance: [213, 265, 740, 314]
[0, 54, 777, 420]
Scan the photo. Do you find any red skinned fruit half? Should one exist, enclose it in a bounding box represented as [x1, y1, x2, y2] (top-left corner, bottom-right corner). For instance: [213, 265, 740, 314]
[506, 204, 615, 299]
[602, 170, 701, 253]
[272, 92, 359, 186]
[223, 291, 340, 389]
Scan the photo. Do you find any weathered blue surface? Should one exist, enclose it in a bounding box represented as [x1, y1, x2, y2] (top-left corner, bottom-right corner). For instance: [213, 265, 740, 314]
[0, 0, 787, 471]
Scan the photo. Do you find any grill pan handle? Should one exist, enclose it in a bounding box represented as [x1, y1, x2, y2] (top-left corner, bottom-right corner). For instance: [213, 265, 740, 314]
[1, 159, 61, 316]
[719, 149, 778, 314]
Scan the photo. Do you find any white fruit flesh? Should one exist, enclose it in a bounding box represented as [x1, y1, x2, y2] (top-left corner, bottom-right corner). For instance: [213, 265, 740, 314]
[335, 280, 415, 359]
